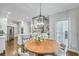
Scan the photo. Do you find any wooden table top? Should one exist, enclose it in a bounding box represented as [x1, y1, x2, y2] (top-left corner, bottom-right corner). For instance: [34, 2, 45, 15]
[24, 39, 59, 54]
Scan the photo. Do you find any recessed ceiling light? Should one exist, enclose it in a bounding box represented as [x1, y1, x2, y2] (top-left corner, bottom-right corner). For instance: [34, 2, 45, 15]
[26, 16, 29, 19]
[8, 12, 11, 15]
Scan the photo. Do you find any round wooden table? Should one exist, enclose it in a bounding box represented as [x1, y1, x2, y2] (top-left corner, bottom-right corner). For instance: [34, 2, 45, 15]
[24, 39, 59, 55]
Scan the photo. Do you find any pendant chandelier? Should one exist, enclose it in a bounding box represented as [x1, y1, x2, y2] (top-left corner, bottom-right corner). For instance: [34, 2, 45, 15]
[32, 3, 47, 26]
[32, 3, 48, 33]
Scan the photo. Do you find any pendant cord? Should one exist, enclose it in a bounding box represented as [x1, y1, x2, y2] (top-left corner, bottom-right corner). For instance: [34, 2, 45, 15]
[40, 3, 41, 16]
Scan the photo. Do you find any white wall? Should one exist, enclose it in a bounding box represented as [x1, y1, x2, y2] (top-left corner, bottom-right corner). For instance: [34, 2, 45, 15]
[68, 8, 79, 51]
[49, 15, 56, 39]
[19, 21, 31, 34]
[49, 7, 79, 51]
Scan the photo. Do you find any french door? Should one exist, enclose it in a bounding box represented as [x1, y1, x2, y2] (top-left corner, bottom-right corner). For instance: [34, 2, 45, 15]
[56, 20, 68, 45]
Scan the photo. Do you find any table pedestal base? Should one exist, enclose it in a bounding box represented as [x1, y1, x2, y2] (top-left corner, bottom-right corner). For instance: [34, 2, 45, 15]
[36, 53, 56, 56]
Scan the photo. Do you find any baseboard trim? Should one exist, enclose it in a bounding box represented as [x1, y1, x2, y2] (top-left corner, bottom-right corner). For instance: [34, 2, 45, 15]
[68, 49, 79, 56]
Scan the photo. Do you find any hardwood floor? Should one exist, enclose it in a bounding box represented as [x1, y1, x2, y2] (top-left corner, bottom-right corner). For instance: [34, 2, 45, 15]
[1, 38, 78, 56]
[5, 38, 18, 56]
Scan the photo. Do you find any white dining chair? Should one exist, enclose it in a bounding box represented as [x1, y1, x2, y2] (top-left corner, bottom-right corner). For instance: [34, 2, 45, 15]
[18, 48, 36, 56]
[18, 48, 29, 56]
[55, 43, 68, 56]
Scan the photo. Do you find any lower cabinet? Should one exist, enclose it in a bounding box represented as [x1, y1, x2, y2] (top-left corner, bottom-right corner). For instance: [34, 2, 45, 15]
[0, 36, 5, 53]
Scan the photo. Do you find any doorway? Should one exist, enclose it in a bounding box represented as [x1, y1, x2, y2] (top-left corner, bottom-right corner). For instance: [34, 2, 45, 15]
[7, 26, 14, 41]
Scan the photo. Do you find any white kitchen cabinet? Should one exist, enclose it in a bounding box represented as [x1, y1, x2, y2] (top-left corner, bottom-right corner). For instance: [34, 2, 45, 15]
[0, 36, 5, 53]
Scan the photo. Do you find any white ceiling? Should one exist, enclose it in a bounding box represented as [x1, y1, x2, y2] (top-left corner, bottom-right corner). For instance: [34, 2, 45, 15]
[0, 3, 79, 22]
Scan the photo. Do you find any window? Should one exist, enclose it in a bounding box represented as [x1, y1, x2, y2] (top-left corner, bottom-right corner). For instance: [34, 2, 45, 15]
[56, 20, 68, 43]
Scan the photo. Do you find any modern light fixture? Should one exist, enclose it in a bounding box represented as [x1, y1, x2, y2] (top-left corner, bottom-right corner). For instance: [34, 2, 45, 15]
[32, 3, 47, 27]
[31, 3, 49, 39]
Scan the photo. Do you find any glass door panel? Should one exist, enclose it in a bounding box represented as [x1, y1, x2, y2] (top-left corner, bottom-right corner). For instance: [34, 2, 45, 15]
[56, 20, 68, 44]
